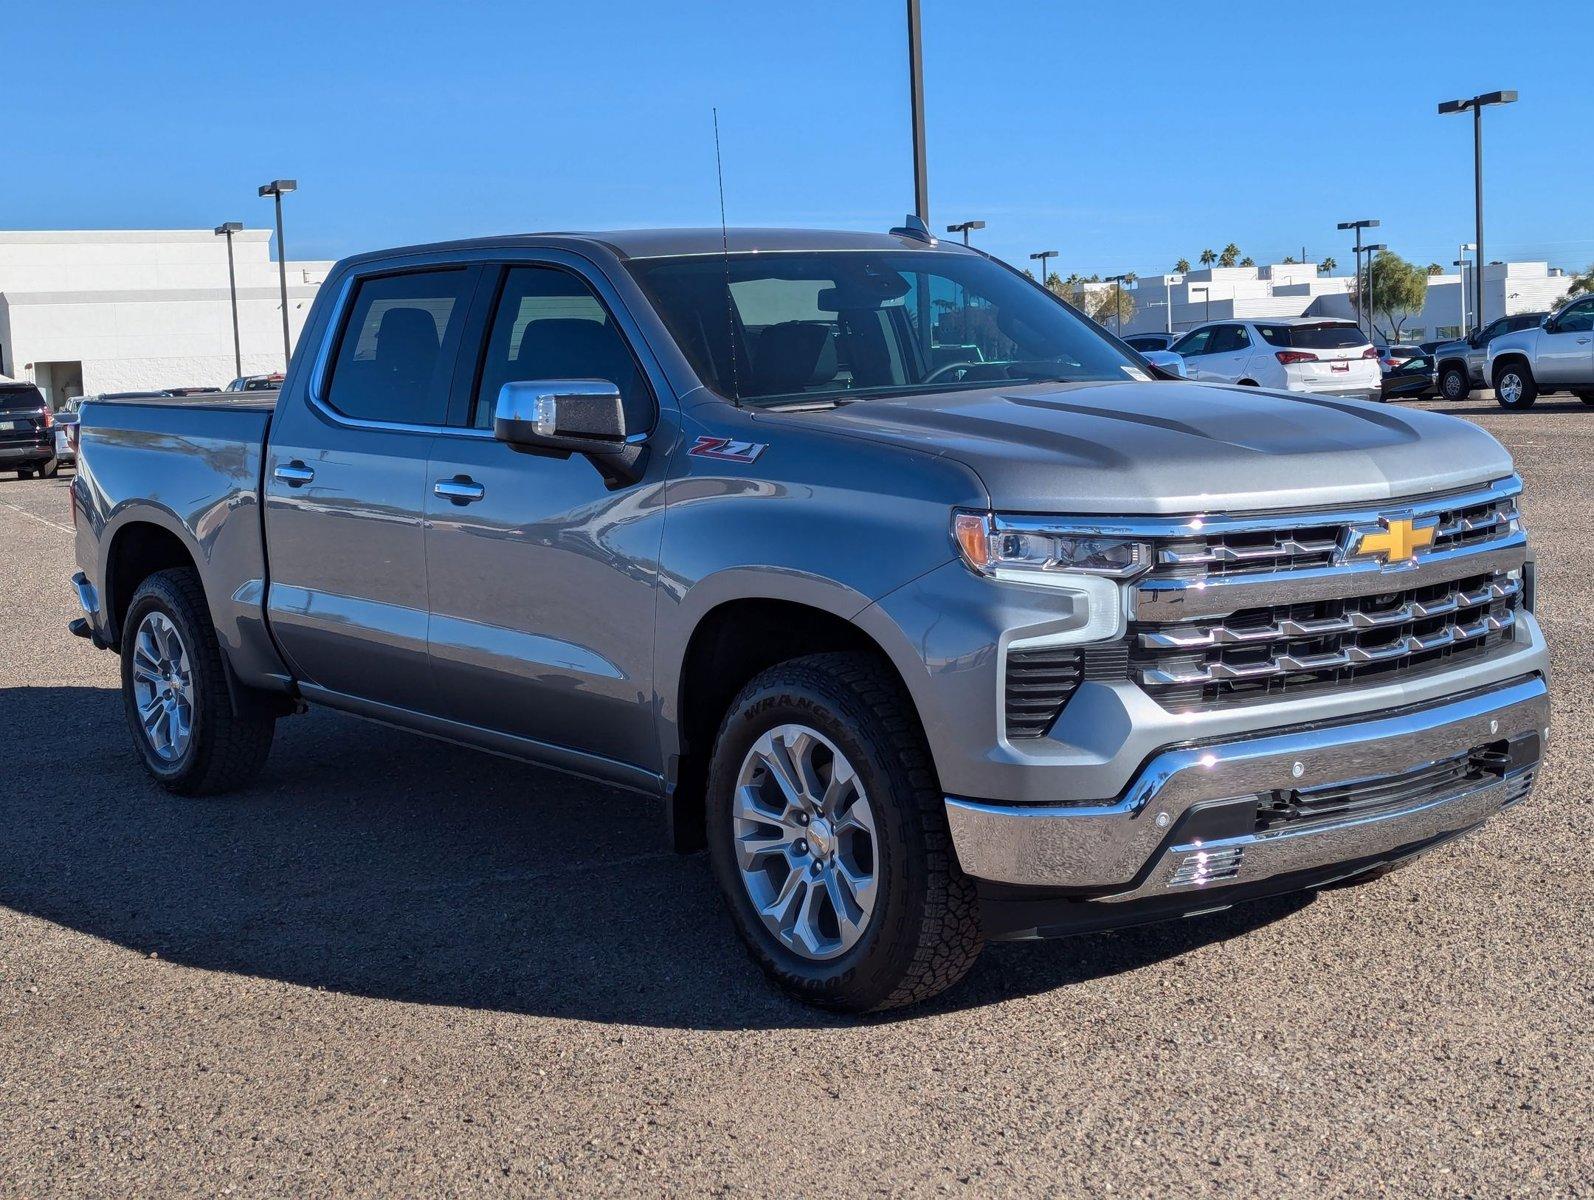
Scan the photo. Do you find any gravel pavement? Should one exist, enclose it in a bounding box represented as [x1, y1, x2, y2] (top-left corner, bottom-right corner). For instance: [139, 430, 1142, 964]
[1, 395, 1589, 1197]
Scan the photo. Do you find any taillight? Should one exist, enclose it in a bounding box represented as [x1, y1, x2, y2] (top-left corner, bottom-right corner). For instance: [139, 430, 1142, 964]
[40, 407, 54, 428]
[1362, 346, 1379, 359]
[1275, 350, 1318, 365]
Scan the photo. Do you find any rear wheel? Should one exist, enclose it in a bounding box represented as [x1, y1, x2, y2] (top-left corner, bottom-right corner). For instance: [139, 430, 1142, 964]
[1578, 392, 1594, 406]
[36, 456, 60, 479]
[121, 567, 275, 795]
[1438, 365, 1470, 401]
[705, 652, 983, 1012]
[15, 469, 33, 479]
[1494, 362, 1538, 409]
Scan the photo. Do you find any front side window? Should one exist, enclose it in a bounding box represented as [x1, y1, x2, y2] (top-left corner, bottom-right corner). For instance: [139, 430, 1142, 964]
[628, 250, 1140, 407]
[471, 266, 653, 430]
[1171, 328, 1213, 356]
[325, 269, 475, 425]
[1554, 299, 1594, 333]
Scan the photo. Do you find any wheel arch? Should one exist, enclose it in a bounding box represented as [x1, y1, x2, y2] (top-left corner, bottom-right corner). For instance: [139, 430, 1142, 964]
[666, 594, 924, 853]
[104, 517, 200, 649]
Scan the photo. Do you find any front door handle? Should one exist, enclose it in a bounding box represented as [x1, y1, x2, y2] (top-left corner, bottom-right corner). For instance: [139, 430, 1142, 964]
[273, 461, 315, 486]
[434, 476, 485, 504]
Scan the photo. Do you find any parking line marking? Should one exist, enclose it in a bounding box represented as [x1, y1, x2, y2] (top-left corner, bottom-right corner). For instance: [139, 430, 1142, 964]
[0, 500, 72, 534]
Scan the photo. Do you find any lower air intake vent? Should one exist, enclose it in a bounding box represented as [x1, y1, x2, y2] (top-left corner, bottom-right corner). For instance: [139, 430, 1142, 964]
[1004, 647, 1083, 739]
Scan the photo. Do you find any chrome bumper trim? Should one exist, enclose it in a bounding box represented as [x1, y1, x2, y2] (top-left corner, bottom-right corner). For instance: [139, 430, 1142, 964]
[945, 676, 1549, 891]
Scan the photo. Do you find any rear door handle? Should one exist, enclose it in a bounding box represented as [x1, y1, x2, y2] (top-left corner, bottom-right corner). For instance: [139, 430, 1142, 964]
[273, 461, 315, 486]
[434, 476, 485, 504]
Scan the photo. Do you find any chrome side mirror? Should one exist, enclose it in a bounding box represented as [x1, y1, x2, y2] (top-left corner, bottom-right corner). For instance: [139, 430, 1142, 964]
[1141, 349, 1187, 379]
[494, 379, 646, 487]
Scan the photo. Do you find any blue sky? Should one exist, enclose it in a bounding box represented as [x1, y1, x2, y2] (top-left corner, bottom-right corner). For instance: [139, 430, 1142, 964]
[8, 1, 1592, 279]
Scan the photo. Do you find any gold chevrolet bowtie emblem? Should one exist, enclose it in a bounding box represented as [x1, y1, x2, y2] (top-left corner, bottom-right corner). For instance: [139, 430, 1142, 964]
[1350, 517, 1436, 564]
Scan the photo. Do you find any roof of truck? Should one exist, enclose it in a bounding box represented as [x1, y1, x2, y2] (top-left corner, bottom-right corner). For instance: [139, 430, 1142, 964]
[337, 227, 975, 269]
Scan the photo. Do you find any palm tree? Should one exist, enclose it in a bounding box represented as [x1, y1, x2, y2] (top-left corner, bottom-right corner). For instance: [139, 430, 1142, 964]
[1199, 249, 1216, 269]
[1283, 256, 1297, 264]
[1174, 258, 1191, 273]
[1219, 243, 1241, 268]
[1319, 256, 1338, 274]
[1239, 256, 1255, 268]
[1427, 263, 1444, 275]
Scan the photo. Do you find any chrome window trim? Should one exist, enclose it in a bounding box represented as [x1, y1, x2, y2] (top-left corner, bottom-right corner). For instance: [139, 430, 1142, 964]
[993, 475, 1522, 540]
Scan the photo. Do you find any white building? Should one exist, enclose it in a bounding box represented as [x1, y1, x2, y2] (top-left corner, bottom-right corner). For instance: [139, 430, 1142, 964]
[0, 230, 333, 408]
[1123, 260, 1573, 343]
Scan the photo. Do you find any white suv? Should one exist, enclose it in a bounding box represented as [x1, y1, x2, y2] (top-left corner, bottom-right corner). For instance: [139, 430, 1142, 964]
[1170, 318, 1381, 400]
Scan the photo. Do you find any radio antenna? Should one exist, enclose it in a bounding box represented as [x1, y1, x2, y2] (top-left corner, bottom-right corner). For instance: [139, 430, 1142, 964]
[713, 107, 741, 405]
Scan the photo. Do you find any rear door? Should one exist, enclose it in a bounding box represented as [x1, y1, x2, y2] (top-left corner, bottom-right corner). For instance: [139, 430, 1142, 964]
[1533, 298, 1594, 386]
[262, 264, 482, 712]
[421, 258, 670, 777]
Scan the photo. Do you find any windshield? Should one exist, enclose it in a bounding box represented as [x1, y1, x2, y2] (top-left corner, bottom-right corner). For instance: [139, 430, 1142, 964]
[1255, 322, 1368, 350]
[628, 250, 1141, 407]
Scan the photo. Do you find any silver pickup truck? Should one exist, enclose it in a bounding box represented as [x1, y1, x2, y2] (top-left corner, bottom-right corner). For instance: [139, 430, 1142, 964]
[69, 226, 1550, 1011]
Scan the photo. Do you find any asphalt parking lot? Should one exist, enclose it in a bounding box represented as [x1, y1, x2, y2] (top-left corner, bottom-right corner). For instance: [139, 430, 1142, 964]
[1, 396, 1589, 1198]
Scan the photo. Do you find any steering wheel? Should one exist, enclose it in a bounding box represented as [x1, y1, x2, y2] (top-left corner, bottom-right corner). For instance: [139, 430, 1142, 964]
[922, 360, 981, 386]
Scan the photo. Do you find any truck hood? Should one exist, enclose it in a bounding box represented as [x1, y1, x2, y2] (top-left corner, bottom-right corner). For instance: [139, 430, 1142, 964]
[782, 379, 1514, 514]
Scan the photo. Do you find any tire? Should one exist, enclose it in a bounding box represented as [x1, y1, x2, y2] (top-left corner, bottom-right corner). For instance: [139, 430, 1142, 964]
[705, 652, 984, 1012]
[36, 457, 60, 479]
[15, 469, 33, 480]
[1493, 362, 1538, 409]
[1438, 365, 1470, 402]
[1578, 393, 1594, 406]
[120, 567, 275, 795]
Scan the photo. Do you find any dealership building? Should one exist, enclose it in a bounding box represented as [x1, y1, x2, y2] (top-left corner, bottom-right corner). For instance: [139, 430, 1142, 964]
[0, 230, 332, 408]
[1120, 259, 1575, 343]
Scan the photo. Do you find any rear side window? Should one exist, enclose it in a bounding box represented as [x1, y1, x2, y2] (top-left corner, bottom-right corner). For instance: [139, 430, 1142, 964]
[1255, 323, 1366, 350]
[325, 269, 475, 425]
[470, 266, 653, 431]
[1207, 325, 1250, 354]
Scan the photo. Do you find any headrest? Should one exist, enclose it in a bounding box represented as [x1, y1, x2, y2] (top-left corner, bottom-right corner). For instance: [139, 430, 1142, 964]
[753, 322, 837, 395]
[375, 307, 441, 358]
[514, 319, 631, 385]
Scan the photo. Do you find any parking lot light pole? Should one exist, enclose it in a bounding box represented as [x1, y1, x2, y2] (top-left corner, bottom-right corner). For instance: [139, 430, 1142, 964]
[1337, 219, 1379, 341]
[213, 223, 244, 377]
[906, 0, 929, 225]
[1106, 274, 1132, 335]
[1029, 250, 1058, 292]
[1455, 241, 1476, 332]
[1164, 273, 1182, 333]
[1360, 244, 1387, 341]
[258, 179, 297, 370]
[945, 219, 985, 246]
[1439, 91, 1517, 335]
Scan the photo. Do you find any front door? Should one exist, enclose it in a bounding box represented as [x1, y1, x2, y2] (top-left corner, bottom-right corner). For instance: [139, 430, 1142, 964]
[423, 262, 668, 775]
[263, 265, 480, 712]
[1534, 298, 1594, 386]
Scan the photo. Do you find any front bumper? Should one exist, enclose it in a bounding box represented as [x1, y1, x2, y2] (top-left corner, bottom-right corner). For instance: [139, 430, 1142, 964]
[947, 675, 1547, 922]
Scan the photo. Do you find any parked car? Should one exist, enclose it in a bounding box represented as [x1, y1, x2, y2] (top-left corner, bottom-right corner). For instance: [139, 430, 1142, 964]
[69, 226, 1549, 1012]
[53, 397, 83, 466]
[0, 381, 60, 478]
[1486, 294, 1594, 409]
[1431, 311, 1549, 402]
[1373, 343, 1425, 373]
[1123, 332, 1179, 353]
[1170, 318, 1381, 400]
[224, 373, 285, 392]
[1380, 354, 1439, 402]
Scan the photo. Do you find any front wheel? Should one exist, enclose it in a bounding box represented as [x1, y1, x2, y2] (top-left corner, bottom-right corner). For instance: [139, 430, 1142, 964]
[121, 567, 275, 795]
[705, 652, 984, 1012]
[1494, 363, 1538, 409]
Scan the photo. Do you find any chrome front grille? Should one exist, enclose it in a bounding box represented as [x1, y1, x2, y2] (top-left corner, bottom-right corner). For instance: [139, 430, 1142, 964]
[1152, 489, 1520, 581]
[1132, 569, 1520, 709]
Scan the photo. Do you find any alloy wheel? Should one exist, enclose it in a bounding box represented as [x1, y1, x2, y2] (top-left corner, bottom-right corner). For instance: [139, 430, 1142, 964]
[1498, 373, 1524, 404]
[732, 724, 879, 961]
[130, 611, 195, 763]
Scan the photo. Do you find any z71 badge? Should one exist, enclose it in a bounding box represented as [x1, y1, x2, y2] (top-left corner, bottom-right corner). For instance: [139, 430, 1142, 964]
[689, 435, 768, 464]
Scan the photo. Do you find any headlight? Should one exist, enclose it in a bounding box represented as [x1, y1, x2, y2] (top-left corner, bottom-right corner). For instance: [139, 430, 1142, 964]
[953, 511, 1151, 584]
